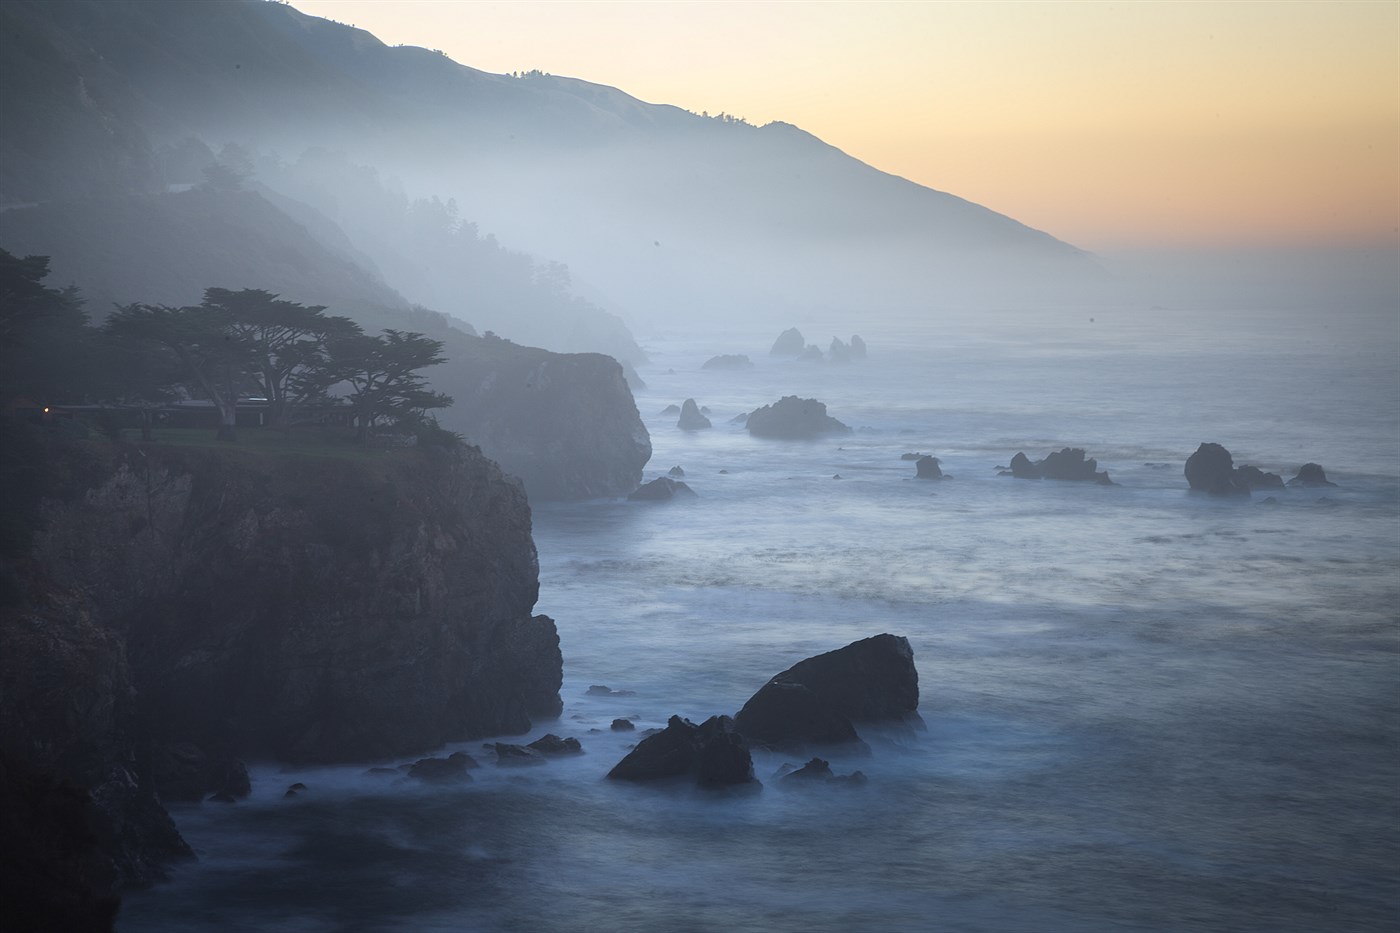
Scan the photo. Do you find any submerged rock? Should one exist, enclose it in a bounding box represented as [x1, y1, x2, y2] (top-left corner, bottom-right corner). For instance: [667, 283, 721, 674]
[628, 477, 698, 501]
[702, 354, 754, 371]
[607, 715, 757, 788]
[586, 685, 637, 697]
[1289, 463, 1337, 487]
[746, 396, 852, 440]
[677, 399, 712, 431]
[733, 634, 921, 752]
[526, 734, 583, 756]
[779, 757, 867, 786]
[487, 743, 546, 766]
[1236, 464, 1284, 489]
[770, 327, 805, 357]
[611, 719, 636, 732]
[408, 753, 478, 783]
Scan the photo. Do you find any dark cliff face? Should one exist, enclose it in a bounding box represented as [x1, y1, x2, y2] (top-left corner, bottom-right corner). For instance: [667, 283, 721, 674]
[0, 423, 564, 899]
[24, 433, 563, 764]
[437, 335, 652, 500]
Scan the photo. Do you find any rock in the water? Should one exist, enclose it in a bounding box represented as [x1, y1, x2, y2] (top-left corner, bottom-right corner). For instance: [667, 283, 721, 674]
[606, 715, 757, 787]
[900, 452, 924, 461]
[849, 335, 867, 359]
[770, 328, 805, 357]
[1039, 448, 1105, 482]
[746, 396, 852, 440]
[798, 345, 823, 362]
[702, 354, 753, 371]
[488, 743, 546, 766]
[678, 399, 712, 430]
[779, 757, 866, 786]
[1236, 465, 1284, 489]
[728, 412, 749, 425]
[660, 404, 681, 415]
[733, 634, 920, 752]
[408, 754, 477, 782]
[828, 337, 853, 363]
[1007, 448, 1113, 483]
[527, 734, 582, 756]
[915, 456, 943, 479]
[1289, 463, 1337, 487]
[1185, 443, 1251, 496]
[668, 466, 685, 477]
[586, 685, 637, 697]
[611, 719, 636, 732]
[1008, 451, 1040, 479]
[628, 477, 698, 501]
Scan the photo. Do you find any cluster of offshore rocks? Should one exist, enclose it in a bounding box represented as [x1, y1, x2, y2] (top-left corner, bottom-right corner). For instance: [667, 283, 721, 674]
[605, 634, 920, 790]
[634, 389, 1341, 500]
[696, 328, 868, 372]
[768, 327, 868, 363]
[658, 395, 853, 440]
[1184, 442, 1335, 496]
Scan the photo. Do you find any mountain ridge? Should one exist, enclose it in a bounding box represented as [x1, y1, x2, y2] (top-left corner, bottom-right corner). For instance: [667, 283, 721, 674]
[1, 0, 1101, 320]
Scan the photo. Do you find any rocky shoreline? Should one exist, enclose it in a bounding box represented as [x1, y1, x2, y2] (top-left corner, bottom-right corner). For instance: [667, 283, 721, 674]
[0, 424, 564, 919]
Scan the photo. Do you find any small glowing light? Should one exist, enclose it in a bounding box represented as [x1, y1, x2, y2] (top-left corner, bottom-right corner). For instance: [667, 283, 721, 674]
[43, 407, 50, 413]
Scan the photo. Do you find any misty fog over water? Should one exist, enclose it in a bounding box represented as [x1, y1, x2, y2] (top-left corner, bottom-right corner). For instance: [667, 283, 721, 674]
[122, 305, 1399, 932]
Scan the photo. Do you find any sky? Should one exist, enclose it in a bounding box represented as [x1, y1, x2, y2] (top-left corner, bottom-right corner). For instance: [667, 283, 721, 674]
[288, 0, 1398, 254]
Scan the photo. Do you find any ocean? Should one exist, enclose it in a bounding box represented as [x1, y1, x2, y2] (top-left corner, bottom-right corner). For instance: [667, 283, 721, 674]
[121, 304, 1399, 932]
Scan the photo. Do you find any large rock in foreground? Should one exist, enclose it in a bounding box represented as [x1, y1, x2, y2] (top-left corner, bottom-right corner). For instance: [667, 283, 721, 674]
[734, 634, 920, 751]
[746, 396, 852, 440]
[607, 715, 756, 788]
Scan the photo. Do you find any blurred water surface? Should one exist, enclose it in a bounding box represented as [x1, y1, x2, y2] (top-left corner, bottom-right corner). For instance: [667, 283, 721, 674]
[123, 305, 1399, 932]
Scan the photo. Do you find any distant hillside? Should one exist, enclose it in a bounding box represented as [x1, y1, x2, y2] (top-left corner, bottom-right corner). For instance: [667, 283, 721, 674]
[0, 0, 643, 362]
[0, 186, 412, 319]
[0, 0, 1102, 323]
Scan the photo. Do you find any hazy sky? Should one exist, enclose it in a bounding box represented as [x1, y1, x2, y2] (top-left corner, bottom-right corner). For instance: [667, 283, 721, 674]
[289, 0, 1397, 254]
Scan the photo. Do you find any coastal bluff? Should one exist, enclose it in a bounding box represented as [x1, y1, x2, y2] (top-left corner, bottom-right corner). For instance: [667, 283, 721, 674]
[0, 425, 563, 907]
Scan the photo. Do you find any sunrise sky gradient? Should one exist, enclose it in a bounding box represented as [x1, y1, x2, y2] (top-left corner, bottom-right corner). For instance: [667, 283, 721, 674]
[289, 0, 1398, 254]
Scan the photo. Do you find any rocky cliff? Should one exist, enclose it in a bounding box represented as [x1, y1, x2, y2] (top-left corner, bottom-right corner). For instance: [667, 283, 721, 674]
[0, 189, 653, 501]
[439, 334, 651, 500]
[0, 422, 563, 909]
